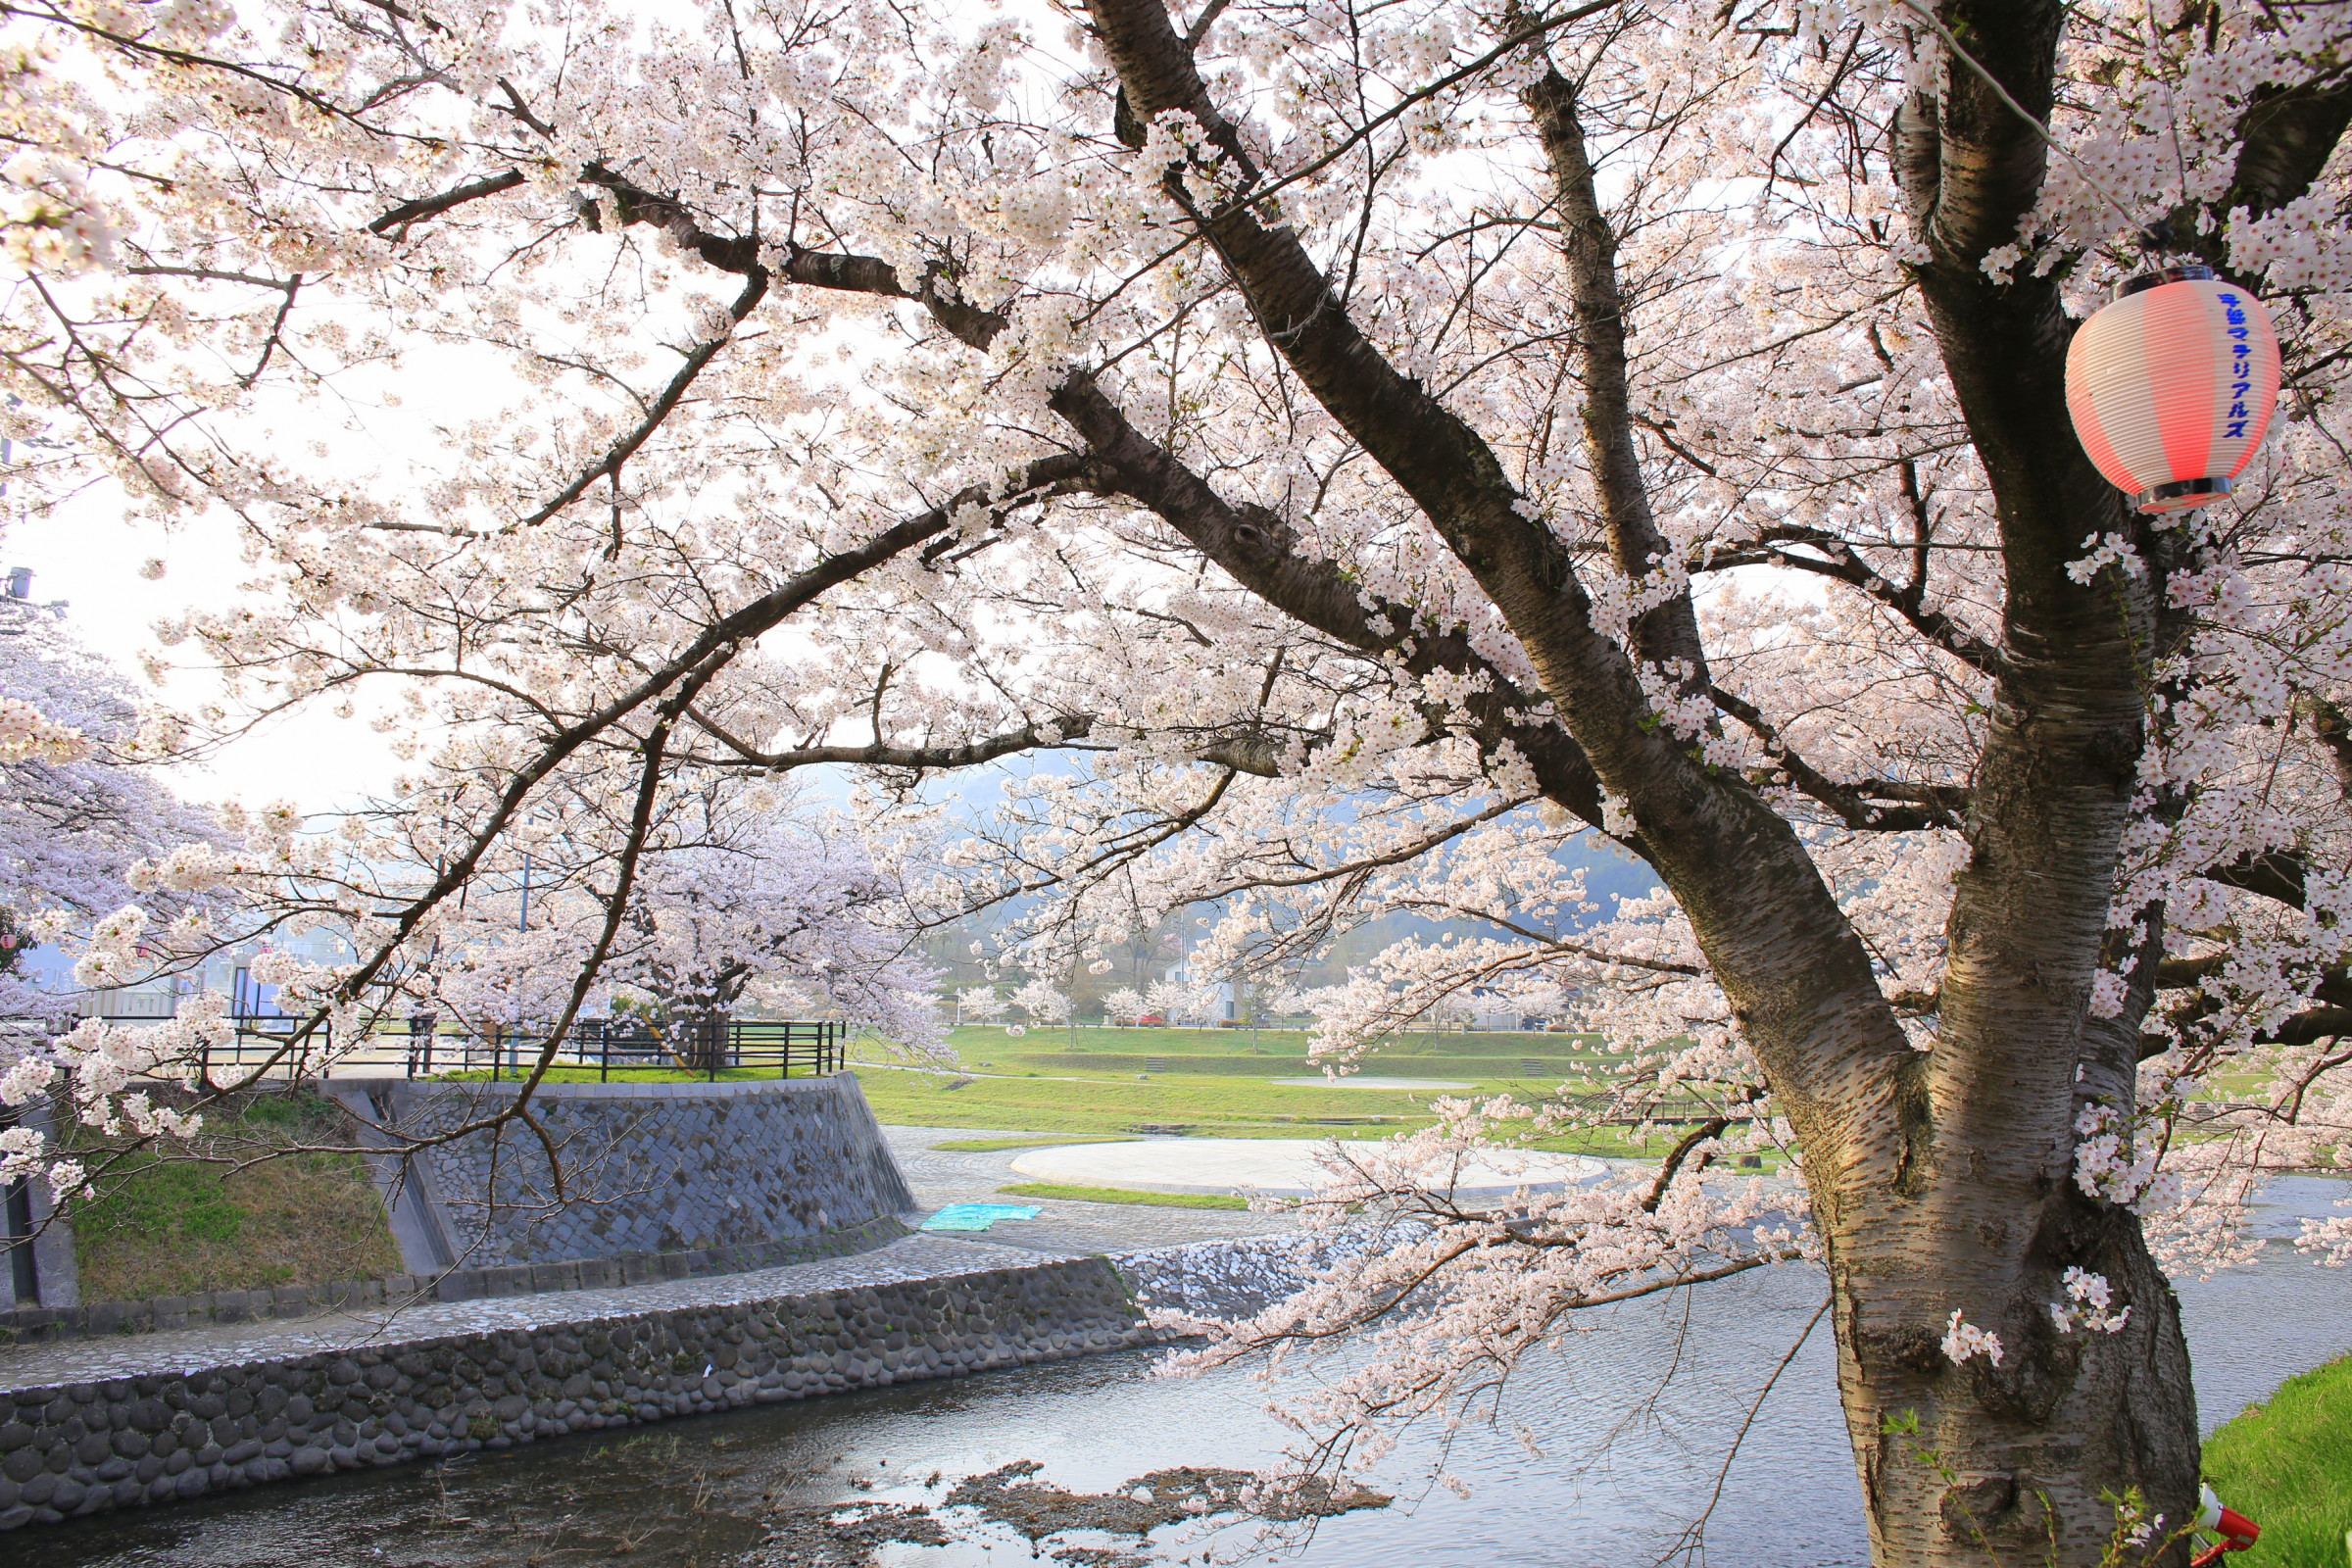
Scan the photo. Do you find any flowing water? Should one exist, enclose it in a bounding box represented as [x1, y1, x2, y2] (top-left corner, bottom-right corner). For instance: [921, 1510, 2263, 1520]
[16, 1178, 2349, 1568]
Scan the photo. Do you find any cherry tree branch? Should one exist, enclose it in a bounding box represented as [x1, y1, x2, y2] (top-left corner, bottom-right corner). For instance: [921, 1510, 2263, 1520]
[368, 168, 526, 234]
[513, 266, 769, 531]
[1706, 682, 1966, 831]
[1700, 527, 2001, 676]
[1521, 53, 1708, 678]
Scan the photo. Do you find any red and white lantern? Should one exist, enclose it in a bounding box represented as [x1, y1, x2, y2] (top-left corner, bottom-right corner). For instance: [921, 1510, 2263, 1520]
[2064, 265, 2281, 514]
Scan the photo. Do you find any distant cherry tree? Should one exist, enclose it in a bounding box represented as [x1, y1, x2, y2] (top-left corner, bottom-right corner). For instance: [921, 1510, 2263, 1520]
[0, 609, 217, 1016]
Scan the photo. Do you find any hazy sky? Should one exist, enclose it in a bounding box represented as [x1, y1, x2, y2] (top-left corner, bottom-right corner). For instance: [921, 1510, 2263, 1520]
[7, 487, 404, 813]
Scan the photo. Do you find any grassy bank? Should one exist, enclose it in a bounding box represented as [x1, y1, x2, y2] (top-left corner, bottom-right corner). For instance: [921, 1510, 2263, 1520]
[852, 1065, 1674, 1157]
[920, 1023, 1608, 1078]
[68, 1090, 403, 1302]
[998, 1183, 1250, 1210]
[847, 1024, 1685, 1155]
[2203, 1352, 2352, 1566]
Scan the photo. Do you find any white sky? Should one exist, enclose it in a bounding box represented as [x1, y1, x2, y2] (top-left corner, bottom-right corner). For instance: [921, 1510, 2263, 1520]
[5, 489, 405, 813]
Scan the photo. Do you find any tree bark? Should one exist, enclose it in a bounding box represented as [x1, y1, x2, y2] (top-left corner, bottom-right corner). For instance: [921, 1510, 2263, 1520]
[1858, 4, 2207, 1557]
[1519, 63, 1709, 683]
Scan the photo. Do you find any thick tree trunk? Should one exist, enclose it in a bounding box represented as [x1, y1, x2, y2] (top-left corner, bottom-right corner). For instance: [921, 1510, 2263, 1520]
[1858, 1, 2206, 1553]
[1828, 1144, 2198, 1561]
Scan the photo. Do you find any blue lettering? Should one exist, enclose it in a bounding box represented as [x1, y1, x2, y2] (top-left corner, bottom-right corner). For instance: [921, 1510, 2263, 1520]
[2218, 292, 2240, 303]
[2226, 421, 2249, 438]
[2230, 402, 2250, 418]
[2227, 309, 2247, 325]
[2230, 326, 2251, 340]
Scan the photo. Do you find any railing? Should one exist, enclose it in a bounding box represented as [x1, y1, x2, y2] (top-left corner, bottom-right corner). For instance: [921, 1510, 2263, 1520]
[404, 1018, 844, 1083]
[199, 1016, 844, 1082]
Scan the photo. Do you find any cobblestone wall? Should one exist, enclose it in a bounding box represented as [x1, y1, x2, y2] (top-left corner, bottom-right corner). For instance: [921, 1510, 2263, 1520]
[398, 1072, 915, 1269]
[0, 1255, 1146, 1532]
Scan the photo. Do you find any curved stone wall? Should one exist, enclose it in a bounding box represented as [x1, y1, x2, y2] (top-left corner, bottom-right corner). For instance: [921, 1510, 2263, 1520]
[390, 1072, 915, 1270]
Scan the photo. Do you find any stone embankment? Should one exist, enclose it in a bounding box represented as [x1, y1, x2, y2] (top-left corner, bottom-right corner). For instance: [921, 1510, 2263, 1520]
[0, 1241, 1147, 1533]
[5, 1073, 923, 1344]
[0, 1215, 912, 1347]
[365, 1073, 918, 1270]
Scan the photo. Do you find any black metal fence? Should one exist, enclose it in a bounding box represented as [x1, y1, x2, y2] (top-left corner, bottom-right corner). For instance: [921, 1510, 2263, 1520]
[407, 1018, 844, 1082]
[204, 1017, 844, 1082]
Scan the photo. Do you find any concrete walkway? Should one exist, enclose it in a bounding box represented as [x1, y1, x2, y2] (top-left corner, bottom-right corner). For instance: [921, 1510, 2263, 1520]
[0, 1231, 1073, 1394]
[881, 1125, 1301, 1251]
[1005, 1137, 1607, 1198]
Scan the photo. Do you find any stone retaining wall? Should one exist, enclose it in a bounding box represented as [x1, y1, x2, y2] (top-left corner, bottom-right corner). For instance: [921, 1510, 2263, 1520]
[0, 1214, 909, 1348]
[395, 1072, 914, 1268]
[0, 1254, 1146, 1533]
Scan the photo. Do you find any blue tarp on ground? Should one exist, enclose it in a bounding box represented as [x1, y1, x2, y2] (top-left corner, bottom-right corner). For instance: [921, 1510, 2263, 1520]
[920, 1203, 1042, 1232]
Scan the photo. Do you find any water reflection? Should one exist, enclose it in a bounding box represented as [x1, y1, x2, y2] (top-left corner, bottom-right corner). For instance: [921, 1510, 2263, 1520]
[13, 1180, 2347, 1568]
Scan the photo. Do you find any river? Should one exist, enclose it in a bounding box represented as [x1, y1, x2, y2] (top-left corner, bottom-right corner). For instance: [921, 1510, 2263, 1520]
[14, 1178, 2348, 1568]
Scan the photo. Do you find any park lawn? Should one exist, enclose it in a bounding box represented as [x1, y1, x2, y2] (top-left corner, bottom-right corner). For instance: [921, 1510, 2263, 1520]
[929, 1024, 1611, 1080]
[930, 1135, 1142, 1152]
[2202, 1352, 2352, 1567]
[848, 1063, 1659, 1157]
[852, 1062, 1432, 1138]
[68, 1090, 403, 1302]
[998, 1183, 1250, 1210]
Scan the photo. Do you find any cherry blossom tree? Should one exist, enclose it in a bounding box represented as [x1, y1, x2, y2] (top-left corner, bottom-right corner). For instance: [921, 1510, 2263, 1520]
[0, 609, 208, 913]
[0, 602, 218, 1017]
[6, 0, 2352, 1556]
[606, 804, 944, 1058]
[334, 785, 944, 1060]
[956, 985, 1010, 1026]
[985, 974, 1068, 1043]
[1146, 977, 1222, 1027]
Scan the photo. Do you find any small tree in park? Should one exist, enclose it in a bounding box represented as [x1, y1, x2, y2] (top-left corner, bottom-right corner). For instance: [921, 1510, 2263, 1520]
[406, 795, 942, 1067]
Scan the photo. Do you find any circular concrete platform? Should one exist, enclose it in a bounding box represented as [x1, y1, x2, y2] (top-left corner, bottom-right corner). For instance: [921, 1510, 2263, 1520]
[1266, 1075, 1475, 1091]
[1006, 1138, 1606, 1198]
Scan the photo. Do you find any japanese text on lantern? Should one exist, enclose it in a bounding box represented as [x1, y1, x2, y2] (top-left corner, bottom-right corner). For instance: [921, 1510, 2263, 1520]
[2221, 292, 2253, 439]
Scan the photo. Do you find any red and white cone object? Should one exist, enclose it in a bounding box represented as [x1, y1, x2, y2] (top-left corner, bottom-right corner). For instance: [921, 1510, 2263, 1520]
[2189, 1482, 2261, 1566]
[2065, 266, 2281, 514]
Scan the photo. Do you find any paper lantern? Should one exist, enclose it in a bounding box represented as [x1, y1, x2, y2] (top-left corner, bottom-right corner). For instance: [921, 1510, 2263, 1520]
[2064, 265, 2280, 514]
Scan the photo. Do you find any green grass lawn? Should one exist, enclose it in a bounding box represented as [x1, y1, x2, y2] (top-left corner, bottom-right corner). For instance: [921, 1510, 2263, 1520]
[930, 1135, 1142, 1152]
[424, 1065, 791, 1084]
[997, 1182, 1251, 1210]
[423, 1026, 1722, 1162]
[849, 1061, 1663, 1157]
[68, 1090, 402, 1302]
[918, 1023, 1608, 1079]
[2203, 1352, 2352, 1566]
